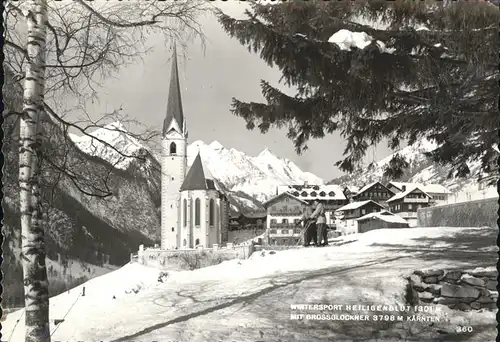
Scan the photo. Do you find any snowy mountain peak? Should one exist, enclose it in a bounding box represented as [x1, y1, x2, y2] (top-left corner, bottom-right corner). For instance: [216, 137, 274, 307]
[106, 121, 127, 131]
[190, 140, 205, 152]
[70, 129, 325, 211]
[258, 147, 274, 158]
[209, 141, 224, 150]
[68, 121, 145, 170]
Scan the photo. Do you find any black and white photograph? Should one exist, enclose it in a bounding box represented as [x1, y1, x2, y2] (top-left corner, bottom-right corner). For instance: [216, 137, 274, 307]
[1, 0, 498, 341]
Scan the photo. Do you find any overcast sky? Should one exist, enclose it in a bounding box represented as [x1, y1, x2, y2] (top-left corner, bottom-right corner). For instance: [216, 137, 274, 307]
[82, 1, 394, 180]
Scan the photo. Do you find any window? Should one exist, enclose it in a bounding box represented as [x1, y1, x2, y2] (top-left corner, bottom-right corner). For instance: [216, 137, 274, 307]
[195, 198, 201, 225]
[281, 229, 288, 234]
[294, 219, 300, 224]
[282, 218, 289, 224]
[270, 229, 277, 234]
[270, 219, 277, 224]
[408, 204, 413, 210]
[169, 142, 177, 154]
[171, 227, 174, 232]
[301, 191, 308, 197]
[311, 191, 317, 197]
[195, 238, 200, 246]
[209, 199, 215, 226]
[319, 191, 326, 197]
[361, 209, 366, 215]
[183, 199, 187, 227]
[328, 191, 335, 197]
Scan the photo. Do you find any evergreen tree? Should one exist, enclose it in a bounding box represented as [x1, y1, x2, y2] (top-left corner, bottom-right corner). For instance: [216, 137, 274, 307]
[218, 0, 498, 179]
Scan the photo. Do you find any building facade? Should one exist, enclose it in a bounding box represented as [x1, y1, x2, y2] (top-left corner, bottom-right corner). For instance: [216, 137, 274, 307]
[335, 200, 386, 235]
[263, 192, 306, 246]
[351, 181, 395, 206]
[277, 184, 349, 227]
[386, 186, 432, 227]
[356, 211, 410, 233]
[160, 46, 229, 249]
[387, 181, 451, 205]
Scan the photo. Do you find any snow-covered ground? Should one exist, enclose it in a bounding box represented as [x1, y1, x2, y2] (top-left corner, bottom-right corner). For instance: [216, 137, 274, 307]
[3, 227, 497, 342]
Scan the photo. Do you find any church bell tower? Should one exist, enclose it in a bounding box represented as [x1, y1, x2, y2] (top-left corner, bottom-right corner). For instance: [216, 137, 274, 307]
[161, 44, 188, 249]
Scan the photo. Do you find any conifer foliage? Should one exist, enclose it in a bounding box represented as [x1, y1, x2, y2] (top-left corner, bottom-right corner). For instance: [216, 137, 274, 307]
[218, 0, 498, 178]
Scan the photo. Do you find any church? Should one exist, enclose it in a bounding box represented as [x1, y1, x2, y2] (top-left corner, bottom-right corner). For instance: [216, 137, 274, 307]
[160, 46, 230, 250]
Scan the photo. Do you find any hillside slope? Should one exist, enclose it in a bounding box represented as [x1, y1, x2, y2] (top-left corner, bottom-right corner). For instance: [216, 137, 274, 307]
[328, 139, 496, 194]
[2, 72, 158, 307]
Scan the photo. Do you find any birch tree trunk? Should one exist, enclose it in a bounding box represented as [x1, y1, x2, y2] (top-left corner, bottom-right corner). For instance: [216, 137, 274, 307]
[19, 0, 51, 341]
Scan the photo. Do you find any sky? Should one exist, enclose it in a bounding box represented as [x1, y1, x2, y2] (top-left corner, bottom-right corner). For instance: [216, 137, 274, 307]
[79, 1, 394, 181]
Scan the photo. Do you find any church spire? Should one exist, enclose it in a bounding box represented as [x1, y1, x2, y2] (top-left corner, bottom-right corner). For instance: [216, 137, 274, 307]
[163, 43, 185, 136]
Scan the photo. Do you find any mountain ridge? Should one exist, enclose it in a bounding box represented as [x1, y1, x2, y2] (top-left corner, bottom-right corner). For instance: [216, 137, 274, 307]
[327, 139, 496, 195]
[70, 123, 325, 212]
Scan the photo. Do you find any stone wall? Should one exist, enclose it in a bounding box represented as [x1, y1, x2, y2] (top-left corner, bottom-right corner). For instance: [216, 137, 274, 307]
[417, 198, 497, 228]
[408, 267, 498, 311]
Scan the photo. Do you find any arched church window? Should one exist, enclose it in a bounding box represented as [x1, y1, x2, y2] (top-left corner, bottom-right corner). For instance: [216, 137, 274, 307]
[195, 238, 200, 246]
[195, 198, 201, 226]
[170, 142, 177, 155]
[183, 199, 187, 227]
[209, 199, 215, 226]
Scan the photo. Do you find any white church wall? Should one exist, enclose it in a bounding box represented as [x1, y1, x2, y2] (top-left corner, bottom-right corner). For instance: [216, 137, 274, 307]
[205, 191, 220, 248]
[161, 129, 187, 250]
[189, 190, 207, 247]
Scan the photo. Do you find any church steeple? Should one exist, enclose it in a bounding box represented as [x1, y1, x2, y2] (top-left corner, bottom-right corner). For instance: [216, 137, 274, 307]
[163, 44, 185, 136]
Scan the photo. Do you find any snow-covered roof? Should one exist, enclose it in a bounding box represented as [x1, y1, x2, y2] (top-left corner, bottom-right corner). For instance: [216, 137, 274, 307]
[386, 186, 431, 203]
[355, 181, 388, 195]
[389, 182, 451, 194]
[344, 185, 360, 193]
[336, 200, 384, 212]
[277, 184, 347, 201]
[180, 153, 218, 191]
[262, 191, 308, 207]
[356, 211, 409, 225]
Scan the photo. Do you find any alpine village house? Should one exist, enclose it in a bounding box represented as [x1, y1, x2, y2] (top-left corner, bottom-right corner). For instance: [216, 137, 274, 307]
[262, 185, 348, 245]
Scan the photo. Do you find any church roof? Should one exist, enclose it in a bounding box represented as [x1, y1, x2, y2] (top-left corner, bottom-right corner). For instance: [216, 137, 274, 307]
[163, 44, 184, 136]
[180, 153, 217, 191]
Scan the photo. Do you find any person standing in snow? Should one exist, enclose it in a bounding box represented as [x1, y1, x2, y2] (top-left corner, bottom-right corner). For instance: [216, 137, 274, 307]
[311, 200, 328, 247]
[299, 203, 317, 247]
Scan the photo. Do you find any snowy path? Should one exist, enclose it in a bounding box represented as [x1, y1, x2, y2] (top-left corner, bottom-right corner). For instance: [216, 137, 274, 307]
[3, 227, 497, 342]
[113, 256, 414, 342]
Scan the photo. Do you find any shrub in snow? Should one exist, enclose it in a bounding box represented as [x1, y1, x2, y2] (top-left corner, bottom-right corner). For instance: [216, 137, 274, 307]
[125, 283, 144, 294]
[158, 272, 169, 283]
[177, 251, 234, 270]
